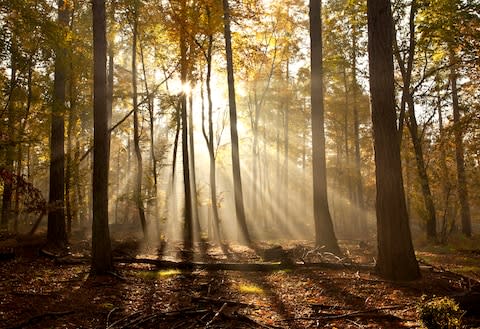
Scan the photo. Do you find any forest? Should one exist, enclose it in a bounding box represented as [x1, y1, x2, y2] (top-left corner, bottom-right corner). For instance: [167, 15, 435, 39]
[0, 0, 479, 328]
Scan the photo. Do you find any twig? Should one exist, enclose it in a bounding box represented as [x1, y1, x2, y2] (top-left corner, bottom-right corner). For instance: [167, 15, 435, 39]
[346, 318, 366, 328]
[193, 296, 252, 308]
[279, 304, 415, 322]
[106, 307, 119, 328]
[235, 313, 283, 329]
[205, 302, 227, 327]
[106, 311, 143, 329]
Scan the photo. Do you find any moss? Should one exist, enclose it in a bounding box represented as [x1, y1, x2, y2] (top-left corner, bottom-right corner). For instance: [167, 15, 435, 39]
[418, 296, 464, 329]
[135, 269, 181, 279]
[238, 284, 264, 294]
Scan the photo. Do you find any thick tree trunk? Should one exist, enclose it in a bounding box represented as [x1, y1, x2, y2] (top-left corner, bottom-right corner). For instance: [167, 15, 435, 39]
[309, 0, 340, 253]
[91, 0, 113, 274]
[222, 0, 251, 245]
[48, 0, 69, 248]
[450, 50, 471, 237]
[367, 0, 419, 280]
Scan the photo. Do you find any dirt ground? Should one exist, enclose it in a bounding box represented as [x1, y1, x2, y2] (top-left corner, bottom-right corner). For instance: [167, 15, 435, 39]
[1, 238, 479, 329]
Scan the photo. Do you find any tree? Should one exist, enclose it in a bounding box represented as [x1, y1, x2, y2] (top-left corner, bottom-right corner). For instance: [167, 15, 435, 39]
[393, 0, 437, 241]
[179, 0, 193, 252]
[47, 0, 69, 248]
[450, 50, 471, 237]
[309, 0, 340, 253]
[130, 1, 148, 238]
[367, 0, 419, 280]
[222, 0, 251, 245]
[91, 0, 113, 274]
[199, 1, 222, 242]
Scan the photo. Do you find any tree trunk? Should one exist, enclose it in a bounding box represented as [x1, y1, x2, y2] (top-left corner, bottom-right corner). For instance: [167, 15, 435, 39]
[406, 97, 437, 240]
[342, 66, 354, 233]
[450, 50, 471, 237]
[283, 63, 290, 228]
[91, 0, 113, 274]
[367, 0, 419, 280]
[188, 93, 202, 239]
[437, 94, 454, 243]
[394, 0, 436, 241]
[139, 39, 160, 235]
[48, 0, 69, 248]
[131, 8, 147, 238]
[222, 0, 251, 245]
[1, 39, 16, 230]
[351, 25, 366, 234]
[309, 0, 340, 253]
[201, 24, 222, 242]
[13, 58, 34, 233]
[180, 3, 193, 251]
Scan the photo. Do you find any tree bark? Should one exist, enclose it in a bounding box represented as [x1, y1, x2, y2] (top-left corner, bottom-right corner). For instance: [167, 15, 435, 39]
[188, 93, 202, 239]
[202, 25, 222, 242]
[91, 0, 113, 274]
[351, 24, 366, 234]
[1, 39, 17, 230]
[309, 0, 340, 253]
[367, 0, 419, 280]
[48, 0, 69, 248]
[131, 6, 147, 238]
[222, 0, 251, 245]
[180, 1, 193, 251]
[393, 0, 436, 240]
[449, 50, 471, 237]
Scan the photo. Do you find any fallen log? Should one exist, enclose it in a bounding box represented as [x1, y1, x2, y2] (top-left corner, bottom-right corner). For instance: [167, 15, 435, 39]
[114, 257, 375, 272]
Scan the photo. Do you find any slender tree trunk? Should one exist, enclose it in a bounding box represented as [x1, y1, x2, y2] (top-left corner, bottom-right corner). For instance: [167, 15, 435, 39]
[48, 0, 69, 248]
[393, 0, 436, 240]
[66, 72, 76, 236]
[200, 25, 221, 241]
[13, 56, 34, 232]
[406, 97, 437, 240]
[188, 93, 202, 239]
[91, 0, 113, 274]
[131, 8, 147, 238]
[342, 67, 354, 232]
[139, 39, 160, 235]
[65, 4, 78, 236]
[309, 0, 340, 253]
[367, 0, 419, 280]
[283, 63, 290, 226]
[351, 27, 366, 233]
[450, 50, 471, 237]
[437, 95, 453, 242]
[1, 39, 16, 230]
[180, 3, 193, 251]
[74, 140, 83, 225]
[222, 0, 251, 245]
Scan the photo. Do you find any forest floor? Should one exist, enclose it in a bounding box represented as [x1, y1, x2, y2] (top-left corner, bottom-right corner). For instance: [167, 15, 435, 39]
[1, 234, 480, 329]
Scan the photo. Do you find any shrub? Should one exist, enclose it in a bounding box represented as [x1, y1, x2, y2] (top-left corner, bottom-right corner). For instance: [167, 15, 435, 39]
[418, 296, 464, 329]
